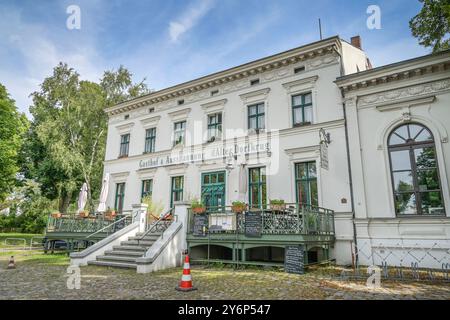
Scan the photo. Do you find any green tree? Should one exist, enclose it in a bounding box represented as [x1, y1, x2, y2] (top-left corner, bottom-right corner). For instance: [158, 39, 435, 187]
[410, 0, 450, 52]
[0, 84, 28, 202]
[25, 63, 149, 213]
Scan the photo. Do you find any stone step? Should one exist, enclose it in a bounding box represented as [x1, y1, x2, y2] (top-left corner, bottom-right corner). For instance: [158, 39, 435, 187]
[104, 250, 143, 257]
[136, 231, 163, 237]
[121, 240, 155, 247]
[112, 245, 147, 252]
[128, 234, 161, 241]
[97, 255, 138, 263]
[87, 260, 137, 269]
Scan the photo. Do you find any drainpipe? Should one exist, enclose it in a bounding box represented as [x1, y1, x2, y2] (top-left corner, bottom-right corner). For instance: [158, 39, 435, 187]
[341, 98, 359, 268]
[335, 43, 359, 267]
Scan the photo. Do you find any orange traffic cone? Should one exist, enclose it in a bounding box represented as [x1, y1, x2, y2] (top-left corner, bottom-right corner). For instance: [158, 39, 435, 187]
[7, 256, 16, 269]
[176, 254, 197, 292]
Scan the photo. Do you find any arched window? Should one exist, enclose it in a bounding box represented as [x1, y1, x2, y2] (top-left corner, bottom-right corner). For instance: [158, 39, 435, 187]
[388, 123, 445, 216]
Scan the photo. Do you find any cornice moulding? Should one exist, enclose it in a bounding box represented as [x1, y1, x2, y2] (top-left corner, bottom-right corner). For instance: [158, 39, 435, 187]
[105, 38, 342, 116]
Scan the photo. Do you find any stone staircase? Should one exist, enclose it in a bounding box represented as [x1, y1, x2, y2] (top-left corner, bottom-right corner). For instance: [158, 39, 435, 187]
[87, 230, 163, 269]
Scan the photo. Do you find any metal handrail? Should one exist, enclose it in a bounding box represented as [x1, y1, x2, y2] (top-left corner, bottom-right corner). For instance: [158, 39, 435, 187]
[137, 207, 174, 245]
[85, 214, 132, 239]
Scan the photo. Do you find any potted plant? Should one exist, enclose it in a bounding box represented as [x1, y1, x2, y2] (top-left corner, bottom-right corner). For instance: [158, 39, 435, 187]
[79, 210, 89, 218]
[51, 212, 62, 218]
[191, 198, 206, 214]
[231, 201, 247, 214]
[270, 199, 286, 211]
[105, 208, 117, 220]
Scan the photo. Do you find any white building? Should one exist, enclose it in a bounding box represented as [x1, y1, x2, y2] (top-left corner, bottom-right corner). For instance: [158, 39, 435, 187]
[100, 35, 450, 268]
[336, 50, 450, 269]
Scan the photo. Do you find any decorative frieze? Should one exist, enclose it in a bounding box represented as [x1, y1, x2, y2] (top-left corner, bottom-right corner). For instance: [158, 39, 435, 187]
[358, 79, 450, 108]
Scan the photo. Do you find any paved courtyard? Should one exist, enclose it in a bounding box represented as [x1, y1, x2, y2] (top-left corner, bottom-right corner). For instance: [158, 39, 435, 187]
[0, 252, 449, 300]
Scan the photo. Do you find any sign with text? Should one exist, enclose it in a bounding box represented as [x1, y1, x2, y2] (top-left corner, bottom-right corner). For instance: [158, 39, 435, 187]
[244, 211, 262, 238]
[192, 214, 208, 237]
[284, 245, 305, 274]
[139, 141, 271, 170]
[320, 143, 329, 170]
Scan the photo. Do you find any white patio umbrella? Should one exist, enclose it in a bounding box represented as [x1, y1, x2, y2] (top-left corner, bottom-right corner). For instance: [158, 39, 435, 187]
[77, 182, 88, 213]
[97, 173, 110, 213]
[238, 164, 247, 201]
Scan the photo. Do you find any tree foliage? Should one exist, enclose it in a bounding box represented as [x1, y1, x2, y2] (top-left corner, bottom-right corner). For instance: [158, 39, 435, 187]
[24, 63, 149, 213]
[410, 0, 450, 52]
[0, 84, 28, 202]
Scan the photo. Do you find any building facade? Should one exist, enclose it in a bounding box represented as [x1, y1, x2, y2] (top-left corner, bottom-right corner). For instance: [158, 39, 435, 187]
[336, 50, 450, 269]
[102, 36, 371, 265]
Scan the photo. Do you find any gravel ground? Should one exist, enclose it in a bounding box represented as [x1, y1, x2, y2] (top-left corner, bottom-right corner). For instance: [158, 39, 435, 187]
[0, 253, 449, 300]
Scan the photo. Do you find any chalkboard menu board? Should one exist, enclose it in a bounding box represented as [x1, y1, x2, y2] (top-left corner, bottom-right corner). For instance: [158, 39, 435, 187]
[244, 212, 262, 238]
[192, 214, 208, 237]
[284, 245, 305, 274]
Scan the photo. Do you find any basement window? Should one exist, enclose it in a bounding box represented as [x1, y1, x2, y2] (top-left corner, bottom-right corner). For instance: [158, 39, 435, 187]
[250, 79, 260, 86]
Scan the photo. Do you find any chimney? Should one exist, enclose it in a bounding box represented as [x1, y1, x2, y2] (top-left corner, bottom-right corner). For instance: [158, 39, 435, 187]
[351, 36, 362, 50]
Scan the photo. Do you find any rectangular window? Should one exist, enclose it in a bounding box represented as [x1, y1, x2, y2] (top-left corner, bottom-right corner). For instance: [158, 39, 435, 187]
[170, 176, 184, 207]
[144, 128, 156, 153]
[248, 103, 265, 130]
[211, 89, 219, 96]
[141, 179, 153, 200]
[292, 93, 313, 126]
[250, 79, 260, 86]
[207, 113, 222, 140]
[119, 134, 130, 157]
[115, 183, 126, 213]
[173, 121, 186, 147]
[295, 162, 318, 206]
[294, 66, 305, 74]
[249, 167, 267, 209]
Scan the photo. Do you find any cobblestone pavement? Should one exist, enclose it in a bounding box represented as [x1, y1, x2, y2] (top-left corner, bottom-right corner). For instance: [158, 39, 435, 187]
[0, 254, 449, 300]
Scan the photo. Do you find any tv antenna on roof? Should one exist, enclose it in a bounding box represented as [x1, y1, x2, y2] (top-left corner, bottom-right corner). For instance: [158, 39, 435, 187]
[318, 18, 323, 40]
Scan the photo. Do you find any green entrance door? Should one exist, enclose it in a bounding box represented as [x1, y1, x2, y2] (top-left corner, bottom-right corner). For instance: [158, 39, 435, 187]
[201, 171, 226, 210]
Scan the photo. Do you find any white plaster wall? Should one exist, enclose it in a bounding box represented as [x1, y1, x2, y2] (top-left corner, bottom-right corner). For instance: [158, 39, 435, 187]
[343, 58, 450, 268]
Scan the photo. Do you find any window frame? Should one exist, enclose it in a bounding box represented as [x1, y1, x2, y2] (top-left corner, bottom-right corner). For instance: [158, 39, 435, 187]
[294, 162, 318, 206]
[119, 134, 130, 158]
[248, 167, 267, 209]
[207, 112, 223, 140]
[247, 103, 265, 131]
[173, 121, 186, 147]
[292, 92, 313, 126]
[141, 179, 153, 200]
[170, 176, 184, 208]
[114, 182, 126, 213]
[388, 123, 445, 217]
[144, 127, 156, 153]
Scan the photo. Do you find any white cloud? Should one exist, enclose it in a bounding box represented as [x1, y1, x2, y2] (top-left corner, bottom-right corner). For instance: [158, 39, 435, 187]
[169, 0, 215, 42]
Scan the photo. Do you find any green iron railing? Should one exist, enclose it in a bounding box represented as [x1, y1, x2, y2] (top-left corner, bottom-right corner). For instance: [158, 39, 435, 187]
[188, 203, 334, 236]
[46, 210, 133, 235]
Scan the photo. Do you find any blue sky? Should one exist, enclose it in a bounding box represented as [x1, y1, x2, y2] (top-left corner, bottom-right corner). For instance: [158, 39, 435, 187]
[0, 0, 429, 117]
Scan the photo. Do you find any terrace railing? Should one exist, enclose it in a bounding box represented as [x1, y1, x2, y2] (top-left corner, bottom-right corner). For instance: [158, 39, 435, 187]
[46, 210, 133, 235]
[188, 203, 334, 236]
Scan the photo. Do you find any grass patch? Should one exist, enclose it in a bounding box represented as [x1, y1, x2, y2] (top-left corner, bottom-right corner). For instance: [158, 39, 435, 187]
[0, 249, 69, 266]
[0, 233, 44, 247]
